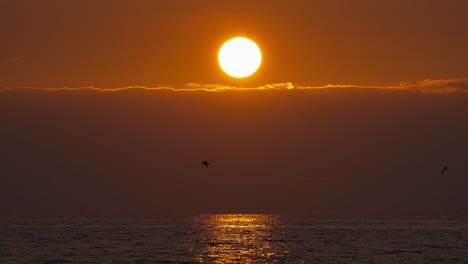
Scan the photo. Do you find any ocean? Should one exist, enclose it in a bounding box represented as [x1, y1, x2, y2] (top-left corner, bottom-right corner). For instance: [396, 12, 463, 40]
[1, 215, 467, 263]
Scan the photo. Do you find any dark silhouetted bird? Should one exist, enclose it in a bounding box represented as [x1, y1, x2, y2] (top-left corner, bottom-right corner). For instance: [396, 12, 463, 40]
[201, 160, 210, 168]
[441, 165, 448, 176]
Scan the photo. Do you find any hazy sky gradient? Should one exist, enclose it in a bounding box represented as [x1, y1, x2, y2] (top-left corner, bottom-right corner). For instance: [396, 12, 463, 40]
[1, 0, 468, 216]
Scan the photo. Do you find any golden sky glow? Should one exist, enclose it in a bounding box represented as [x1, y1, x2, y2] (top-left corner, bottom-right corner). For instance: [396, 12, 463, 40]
[1, 1, 468, 88]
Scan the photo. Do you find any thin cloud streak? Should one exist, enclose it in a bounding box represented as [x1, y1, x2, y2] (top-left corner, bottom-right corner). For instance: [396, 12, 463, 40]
[1, 79, 468, 93]
[301, 79, 468, 93]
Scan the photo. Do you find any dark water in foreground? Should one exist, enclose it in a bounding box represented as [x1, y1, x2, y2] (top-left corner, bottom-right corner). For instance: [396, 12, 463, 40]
[1, 215, 467, 263]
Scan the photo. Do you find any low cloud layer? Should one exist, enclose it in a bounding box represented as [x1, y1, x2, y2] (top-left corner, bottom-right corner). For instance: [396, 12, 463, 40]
[1, 79, 468, 93]
[306, 79, 468, 93]
[1, 76, 468, 216]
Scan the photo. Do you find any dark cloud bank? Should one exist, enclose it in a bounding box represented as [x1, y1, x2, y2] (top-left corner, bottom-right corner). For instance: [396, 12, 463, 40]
[1, 83, 468, 216]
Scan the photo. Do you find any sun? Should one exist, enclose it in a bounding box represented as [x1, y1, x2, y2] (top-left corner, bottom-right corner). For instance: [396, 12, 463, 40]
[218, 37, 262, 78]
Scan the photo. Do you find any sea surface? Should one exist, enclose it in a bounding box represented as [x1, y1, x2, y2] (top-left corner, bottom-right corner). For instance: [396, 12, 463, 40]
[1, 215, 467, 263]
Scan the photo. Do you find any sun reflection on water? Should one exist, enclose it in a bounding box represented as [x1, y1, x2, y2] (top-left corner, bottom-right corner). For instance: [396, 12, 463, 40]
[192, 214, 288, 263]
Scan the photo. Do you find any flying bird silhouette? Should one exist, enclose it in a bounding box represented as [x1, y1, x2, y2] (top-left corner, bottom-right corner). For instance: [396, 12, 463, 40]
[201, 160, 210, 168]
[441, 165, 448, 176]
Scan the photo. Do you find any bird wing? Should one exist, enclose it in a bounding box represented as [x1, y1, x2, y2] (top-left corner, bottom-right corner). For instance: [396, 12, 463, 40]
[441, 167, 447, 175]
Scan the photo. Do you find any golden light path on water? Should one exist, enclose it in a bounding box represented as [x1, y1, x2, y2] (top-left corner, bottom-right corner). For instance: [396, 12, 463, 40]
[192, 214, 288, 263]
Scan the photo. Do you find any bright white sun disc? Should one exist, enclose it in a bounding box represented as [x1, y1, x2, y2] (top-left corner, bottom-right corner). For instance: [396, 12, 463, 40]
[218, 37, 262, 78]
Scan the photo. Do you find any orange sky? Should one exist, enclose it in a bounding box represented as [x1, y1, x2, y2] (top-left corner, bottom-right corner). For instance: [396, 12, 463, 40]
[2, 0, 468, 88]
[1, 1, 468, 216]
